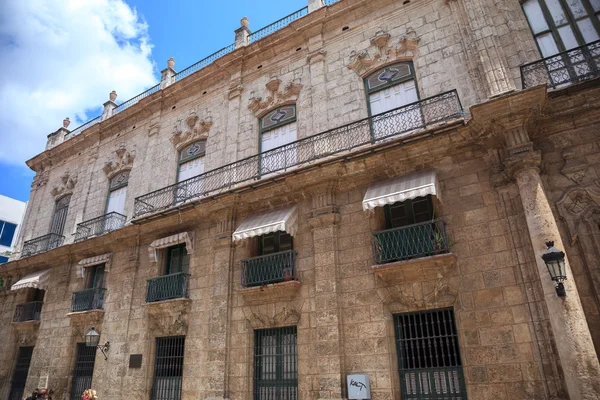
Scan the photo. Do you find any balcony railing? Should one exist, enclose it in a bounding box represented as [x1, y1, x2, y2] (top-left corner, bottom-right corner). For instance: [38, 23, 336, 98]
[22, 233, 65, 257]
[146, 272, 190, 303]
[13, 301, 43, 322]
[134, 90, 463, 219]
[521, 40, 600, 89]
[71, 287, 106, 312]
[241, 250, 297, 287]
[74, 212, 127, 242]
[372, 219, 449, 265]
[248, 7, 309, 44]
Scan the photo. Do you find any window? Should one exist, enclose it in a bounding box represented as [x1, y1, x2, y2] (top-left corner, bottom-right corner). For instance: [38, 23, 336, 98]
[177, 141, 206, 182]
[394, 309, 466, 399]
[152, 336, 185, 400]
[70, 343, 96, 400]
[165, 244, 189, 275]
[254, 327, 298, 400]
[260, 105, 298, 175]
[8, 346, 34, 400]
[87, 264, 105, 289]
[0, 255, 9, 264]
[384, 195, 434, 229]
[50, 195, 71, 236]
[106, 171, 129, 216]
[522, 0, 600, 56]
[259, 231, 293, 256]
[0, 221, 17, 247]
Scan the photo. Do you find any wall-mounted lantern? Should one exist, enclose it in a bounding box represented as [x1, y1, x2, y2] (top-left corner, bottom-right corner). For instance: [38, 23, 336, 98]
[85, 326, 110, 360]
[541, 241, 567, 297]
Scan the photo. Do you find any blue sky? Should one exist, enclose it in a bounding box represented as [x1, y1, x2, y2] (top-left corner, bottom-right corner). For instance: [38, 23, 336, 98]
[0, 0, 306, 202]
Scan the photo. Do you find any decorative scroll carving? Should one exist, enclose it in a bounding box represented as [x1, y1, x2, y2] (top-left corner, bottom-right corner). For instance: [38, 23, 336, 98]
[103, 143, 135, 177]
[347, 28, 420, 76]
[556, 181, 600, 245]
[244, 305, 301, 329]
[248, 75, 303, 116]
[145, 299, 191, 336]
[307, 49, 327, 64]
[377, 277, 459, 314]
[50, 171, 77, 199]
[228, 80, 244, 100]
[561, 148, 588, 184]
[170, 110, 213, 150]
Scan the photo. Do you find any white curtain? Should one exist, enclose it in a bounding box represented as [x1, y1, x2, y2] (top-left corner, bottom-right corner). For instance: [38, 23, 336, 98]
[106, 186, 127, 215]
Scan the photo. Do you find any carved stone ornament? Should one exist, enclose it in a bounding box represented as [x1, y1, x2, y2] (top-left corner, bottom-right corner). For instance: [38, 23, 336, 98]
[103, 143, 135, 177]
[50, 171, 77, 199]
[243, 305, 301, 329]
[13, 324, 39, 346]
[561, 148, 588, 184]
[347, 28, 420, 76]
[228, 80, 244, 100]
[248, 75, 303, 116]
[556, 181, 600, 245]
[145, 298, 191, 336]
[376, 277, 459, 314]
[170, 110, 213, 150]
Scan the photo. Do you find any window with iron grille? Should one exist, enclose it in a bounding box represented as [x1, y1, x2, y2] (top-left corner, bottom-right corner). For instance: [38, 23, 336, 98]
[259, 105, 298, 175]
[70, 343, 97, 400]
[259, 231, 293, 255]
[106, 171, 129, 216]
[394, 308, 467, 400]
[8, 346, 34, 400]
[152, 336, 185, 400]
[385, 195, 434, 229]
[50, 195, 71, 236]
[254, 326, 298, 400]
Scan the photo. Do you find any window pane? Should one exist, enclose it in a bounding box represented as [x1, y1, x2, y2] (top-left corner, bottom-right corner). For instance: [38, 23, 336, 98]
[0, 222, 17, 246]
[523, 0, 550, 33]
[279, 233, 293, 251]
[566, 0, 588, 18]
[537, 32, 561, 56]
[577, 18, 600, 42]
[262, 234, 276, 255]
[559, 24, 580, 48]
[591, 0, 600, 12]
[546, 0, 569, 25]
[0, 256, 8, 264]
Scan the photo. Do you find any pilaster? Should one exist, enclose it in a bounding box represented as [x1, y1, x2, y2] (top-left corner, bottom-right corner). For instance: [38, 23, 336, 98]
[307, 35, 328, 135]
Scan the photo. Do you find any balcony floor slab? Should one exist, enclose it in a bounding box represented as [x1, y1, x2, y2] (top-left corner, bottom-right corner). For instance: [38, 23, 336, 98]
[237, 280, 301, 306]
[371, 253, 457, 284]
[67, 309, 105, 325]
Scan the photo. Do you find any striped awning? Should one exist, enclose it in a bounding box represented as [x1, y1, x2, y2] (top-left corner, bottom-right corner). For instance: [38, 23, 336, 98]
[233, 205, 298, 242]
[148, 231, 195, 262]
[11, 269, 52, 291]
[77, 253, 112, 277]
[362, 170, 441, 211]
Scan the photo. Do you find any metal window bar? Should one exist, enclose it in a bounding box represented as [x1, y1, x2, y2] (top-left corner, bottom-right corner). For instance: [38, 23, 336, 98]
[22, 233, 65, 257]
[248, 7, 309, 44]
[254, 326, 298, 400]
[241, 250, 297, 287]
[520, 40, 600, 89]
[372, 219, 449, 265]
[394, 309, 467, 400]
[74, 212, 127, 242]
[70, 343, 97, 400]
[13, 301, 43, 322]
[71, 287, 106, 312]
[146, 272, 190, 303]
[134, 90, 463, 219]
[8, 346, 34, 400]
[152, 336, 185, 400]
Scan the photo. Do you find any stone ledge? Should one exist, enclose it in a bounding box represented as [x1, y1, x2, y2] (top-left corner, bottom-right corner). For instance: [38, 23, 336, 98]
[67, 309, 105, 325]
[143, 297, 192, 317]
[144, 298, 191, 336]
[371, 253, 457, 284]
[237, 280, 301, 306]
[11, 319, 40, 332]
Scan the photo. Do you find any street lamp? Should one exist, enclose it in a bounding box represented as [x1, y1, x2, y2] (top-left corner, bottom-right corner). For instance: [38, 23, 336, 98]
[85, 326, 110, 360]
[541, 241, 567, 297]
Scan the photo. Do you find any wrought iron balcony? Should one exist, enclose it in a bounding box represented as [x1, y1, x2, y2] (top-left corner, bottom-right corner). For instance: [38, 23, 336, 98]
[13, 301, 43, 322]
[241, 250, 297, 288]
[74, 212, 127, 242]
[22, 233, 65, 258]
[372, 219, 449, 265]
[71, 287, 106, 312]
[146, 272, 190, 303]
[521, 40, 600, 89]
[134, 91, 463, 219]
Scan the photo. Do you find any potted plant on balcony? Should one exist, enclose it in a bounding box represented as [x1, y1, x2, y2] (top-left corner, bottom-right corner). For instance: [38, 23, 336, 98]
[283, 267, 293, 281]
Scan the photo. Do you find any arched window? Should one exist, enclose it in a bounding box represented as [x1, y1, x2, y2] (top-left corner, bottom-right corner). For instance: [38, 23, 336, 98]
[522, 0, 599, 57]
[106, 171, 129, 216]
[50, 194, 71, 235]
[365, 63, 419, 116]
[259, 105, 298, 174]
[177, 141, 206, 182]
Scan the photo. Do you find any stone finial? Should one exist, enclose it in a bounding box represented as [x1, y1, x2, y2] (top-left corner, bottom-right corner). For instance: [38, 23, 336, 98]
[241, 16, 249, 28]
[63, 117, 70, 129]
[109, 90, 117, 102]
[167, 57, 175, 69]
[235, 17, 251, 49]
[308, 0, 324, 13]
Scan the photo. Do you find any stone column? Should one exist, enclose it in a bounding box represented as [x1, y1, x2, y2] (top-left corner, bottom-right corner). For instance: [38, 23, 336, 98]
[307, 186, 346, 400]
[101, 91, 118, 121]
[160, 58, 177, 89]
[234, 17, 250, 49]
[506, 151, 600, 399]
[308, 0, 324, 13]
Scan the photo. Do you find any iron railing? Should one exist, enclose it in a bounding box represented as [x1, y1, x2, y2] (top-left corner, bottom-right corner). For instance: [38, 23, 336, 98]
[71, 287, 106, 312]
[71, 343, 96, 400]
[521, 40, 600, 89]
[254, 327, 298, 400]
[152, 336, 185, 400]
[241, 250, 297, 287]
[22, 233, 65, 257]
[146, 272, 190, 303]
[323, 0, 342, 5]
[114, 83, 161, 114]
[249, 7, 309, 44]
[74, 212, 127, 242]
[134, 90, 463, 218]
[175, 44, 236, 82]
[372, 219, 449, 265]
[13, 301, 43, 322]
[66, 116, 101, 139]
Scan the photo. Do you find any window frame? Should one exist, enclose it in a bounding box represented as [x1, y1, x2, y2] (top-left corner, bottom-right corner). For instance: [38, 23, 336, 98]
[176, 140, 206, 182]
[0, 221, 17, 247]
[384, 195, 435, 229]
[258, 105, 298, 153]
[258, 231, 293, 256]
[152, 336, 185, 400]
[86, 264, 105, 289]
[363, 62, 421, 118]
[49, 194, 71, 236]
[105, 171, 130, 215]
[164, 243, 190, 275]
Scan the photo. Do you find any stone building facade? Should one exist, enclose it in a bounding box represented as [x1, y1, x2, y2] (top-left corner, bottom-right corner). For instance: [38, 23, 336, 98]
[1, 0, 600, 399]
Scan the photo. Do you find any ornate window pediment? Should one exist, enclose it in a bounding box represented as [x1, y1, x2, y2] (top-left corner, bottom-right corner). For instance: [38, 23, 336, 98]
[103, 144, 135, 177]
[50, 171, 77, 200]
[170, 111, 213, 150]
[248, 75, 303, 116]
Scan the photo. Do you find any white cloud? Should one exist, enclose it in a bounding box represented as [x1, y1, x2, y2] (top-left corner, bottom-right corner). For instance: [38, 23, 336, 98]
[0, 0, 157, 166]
